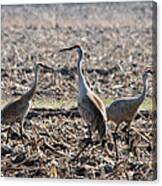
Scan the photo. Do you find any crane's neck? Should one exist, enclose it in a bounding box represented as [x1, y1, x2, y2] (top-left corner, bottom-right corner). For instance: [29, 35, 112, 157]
[23, 65, 39, 101]
[138, 77, 147, 104]
[76, 49, 89, 95]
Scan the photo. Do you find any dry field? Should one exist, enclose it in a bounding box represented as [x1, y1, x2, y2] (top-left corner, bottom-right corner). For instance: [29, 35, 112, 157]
[1, 2, 156, 180]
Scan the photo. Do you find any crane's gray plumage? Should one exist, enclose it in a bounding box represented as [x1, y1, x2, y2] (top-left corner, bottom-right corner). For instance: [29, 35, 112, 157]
[106, 69, 153, 160]
[59, 45, 107, 159]
[1, 63, 53, 143]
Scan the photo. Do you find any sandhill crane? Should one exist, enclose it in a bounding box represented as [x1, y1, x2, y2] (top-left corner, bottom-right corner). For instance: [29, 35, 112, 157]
[1, 63, 54, 143]
[59, 45, 107, 159]
[106, 69, 153, 160]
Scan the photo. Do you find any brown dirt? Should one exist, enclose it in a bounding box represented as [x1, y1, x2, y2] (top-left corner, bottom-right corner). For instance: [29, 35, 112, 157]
[1, 2, 156, 180]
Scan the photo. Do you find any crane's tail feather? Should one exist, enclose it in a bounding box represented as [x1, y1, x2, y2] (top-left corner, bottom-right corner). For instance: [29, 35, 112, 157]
[97, 117, 106, 139]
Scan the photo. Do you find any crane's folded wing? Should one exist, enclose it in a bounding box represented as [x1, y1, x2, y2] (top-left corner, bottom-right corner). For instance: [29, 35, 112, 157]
[87, 91, 107, 122]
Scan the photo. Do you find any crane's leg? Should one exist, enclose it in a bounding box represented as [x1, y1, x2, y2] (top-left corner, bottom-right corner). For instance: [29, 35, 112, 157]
[20, 120, 25, 144]
[124, 122, 132, 180]
[114, 124, 119, 161]
[87, 123, 92, 142]
[72, 139, 91, 161]
[82, 123, 93, 144]
[6, 126, 12, 144]
[72, 123, 92, 161]
[126, 122, 131, 158]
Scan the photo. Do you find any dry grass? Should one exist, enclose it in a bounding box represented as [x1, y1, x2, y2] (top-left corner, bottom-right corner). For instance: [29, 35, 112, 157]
[1, 2, 156, 180]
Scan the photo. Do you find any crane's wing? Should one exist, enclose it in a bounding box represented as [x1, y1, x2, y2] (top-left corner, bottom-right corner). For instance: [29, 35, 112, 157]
[87, 91, 107, 122]
[107, 97, 140, 116]
[80, 93, 106, 139]
[1, 98, 30, 124]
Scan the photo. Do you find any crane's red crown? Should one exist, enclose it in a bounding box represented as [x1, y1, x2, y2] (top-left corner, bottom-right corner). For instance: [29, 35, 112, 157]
[74, 44, 81, 49]
[145, 67, 153, 74]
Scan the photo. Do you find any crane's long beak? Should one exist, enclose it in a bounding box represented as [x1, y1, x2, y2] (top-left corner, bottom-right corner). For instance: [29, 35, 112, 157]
[40, 64, 54, 73]
[59, 46, 75, 52]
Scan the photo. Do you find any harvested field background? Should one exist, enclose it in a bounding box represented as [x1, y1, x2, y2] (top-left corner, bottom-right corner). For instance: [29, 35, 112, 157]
[1, 2, 156, 180]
